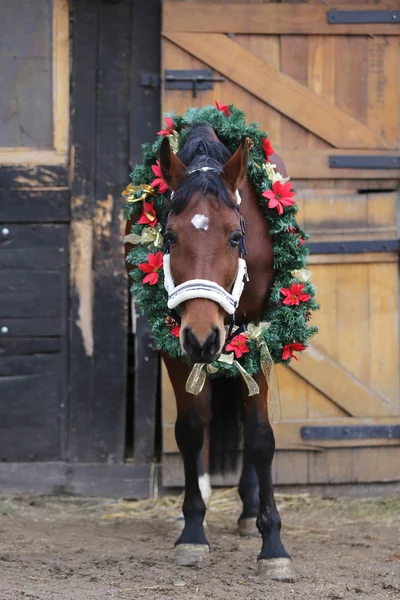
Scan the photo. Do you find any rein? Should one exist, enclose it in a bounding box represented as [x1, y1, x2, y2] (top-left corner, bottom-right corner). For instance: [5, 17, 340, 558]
[163, 166, 248, 317]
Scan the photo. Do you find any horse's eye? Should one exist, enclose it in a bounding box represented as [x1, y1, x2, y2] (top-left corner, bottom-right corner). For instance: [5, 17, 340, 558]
[229, 232, 242, 248]
[165, 231, 177, 244]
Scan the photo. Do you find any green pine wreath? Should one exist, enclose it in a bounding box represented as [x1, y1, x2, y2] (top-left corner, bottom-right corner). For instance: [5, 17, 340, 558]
[124, 103, 318, 379]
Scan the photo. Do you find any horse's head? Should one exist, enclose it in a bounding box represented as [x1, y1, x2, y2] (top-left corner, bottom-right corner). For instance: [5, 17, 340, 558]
[160, 133, 248, 364]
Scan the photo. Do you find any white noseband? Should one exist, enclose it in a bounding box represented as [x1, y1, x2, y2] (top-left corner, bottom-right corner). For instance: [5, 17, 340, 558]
[163, 254, 248, 315]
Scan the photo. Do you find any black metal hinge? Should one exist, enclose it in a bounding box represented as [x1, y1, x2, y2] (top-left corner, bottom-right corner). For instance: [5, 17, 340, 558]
[329, 155, 400, 169]
[165, 70, 225, 98]
[301, 425, 400, 441]
[308, 240, 400, 255]
[141, 70, 225, 98]
[327, 9, 400, 24]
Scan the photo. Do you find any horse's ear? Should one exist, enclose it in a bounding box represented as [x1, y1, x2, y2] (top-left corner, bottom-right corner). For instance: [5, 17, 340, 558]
[222, 137, 248, 192]
[159, 137, 186, 191]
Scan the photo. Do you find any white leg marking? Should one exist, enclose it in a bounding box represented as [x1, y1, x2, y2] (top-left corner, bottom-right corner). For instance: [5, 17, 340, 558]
[198, 473, 212, 506]
[191, 214, 209, 231]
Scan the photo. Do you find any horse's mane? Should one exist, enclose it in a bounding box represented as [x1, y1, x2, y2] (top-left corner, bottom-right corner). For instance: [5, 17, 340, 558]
[171, 123, 236, 214]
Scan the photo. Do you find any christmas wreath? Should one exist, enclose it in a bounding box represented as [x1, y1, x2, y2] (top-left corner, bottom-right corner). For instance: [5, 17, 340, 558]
[124, 103, 318, 385]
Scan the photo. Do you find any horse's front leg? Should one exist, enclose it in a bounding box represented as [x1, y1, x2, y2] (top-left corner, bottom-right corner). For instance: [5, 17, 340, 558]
[243, 372, 294, 581]
[162, 354, 210, 567]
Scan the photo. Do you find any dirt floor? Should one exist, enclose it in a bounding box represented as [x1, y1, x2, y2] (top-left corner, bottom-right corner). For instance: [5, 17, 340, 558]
[0, 490, 399, 600]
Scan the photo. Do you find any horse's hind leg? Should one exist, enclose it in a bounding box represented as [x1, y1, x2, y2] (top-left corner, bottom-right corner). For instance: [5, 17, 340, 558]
[163, 354, 210, 567]
[243, 372, 294, 581]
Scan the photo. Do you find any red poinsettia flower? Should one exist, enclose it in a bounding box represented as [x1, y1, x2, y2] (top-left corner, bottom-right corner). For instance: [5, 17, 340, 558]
[287, 225, 305, 245]
[137, 201, 158, 228]
[280, 283, 311, 306]
[215, 100, 230, 117]
[225, 333, 250, 359]
[282, 342, 307, 361]
[138, 251, 163, 285]
[157, 116, 174, 136]
[170, 325, 181, 337]
[151, 160, 169, 194]
[262, 181, 296, 216]
[263, 137, 275, 162]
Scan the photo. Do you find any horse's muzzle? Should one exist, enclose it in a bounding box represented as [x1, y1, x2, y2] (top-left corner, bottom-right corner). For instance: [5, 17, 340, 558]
[182, 326, 221, 364]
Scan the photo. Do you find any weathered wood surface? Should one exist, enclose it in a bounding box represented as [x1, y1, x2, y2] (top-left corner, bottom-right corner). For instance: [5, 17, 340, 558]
[69, 0, 130, 463]
[164, 2, 400, 35]
[0, 462, 152, 498]
[161, 0, 400, 488]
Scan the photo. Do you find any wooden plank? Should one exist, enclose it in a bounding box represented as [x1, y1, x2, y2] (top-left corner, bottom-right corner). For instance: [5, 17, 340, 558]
[0, 165, 68, 188]
[309, 446, 400, 484]
[68, 0, 99, 462]
[88, 0, 131, 463]
[163, 2, 400, 35]
[0, 189, 70, 222]
[0, 318, 60, 337]
[309, 253, 399, 265]
[300, 192, 398, 239]
[274, 417, 400, 450]
[280, 35, 309, 152]
[369, 263, 400, 408]
[130, 0, 161, 167]
[233, 35, 282, 149]
[130, 0, 161, 464]
[289, 344, 396, 417]
[133, 314, 159, 462]
[0, 270, 62, 318]
[52, 0, 69, 154]
[0, 355, 62, 461]
[283, 149, 400, 179]
[0, 149, 67, 165]
[0, 462, 152, 499]
[337, 264, 370, 385]
[0, 337, 61, 355]
[367, 36, 399, 147]
[163, 33, 392, 149]
[0, 224, 68, 270]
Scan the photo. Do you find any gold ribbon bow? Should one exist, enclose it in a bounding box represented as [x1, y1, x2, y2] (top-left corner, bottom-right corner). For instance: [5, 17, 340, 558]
[122, 183, 154, 203]
[246, 322, 282, 423]
[123, 224, 164, 249]
[185, 353, 259, 397]
[291, 268, 311, 283]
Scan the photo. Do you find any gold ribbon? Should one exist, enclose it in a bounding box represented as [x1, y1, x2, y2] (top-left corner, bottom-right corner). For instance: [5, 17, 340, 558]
[169, 130, 180, 154]
[291, 268, 311, 283]
[185, 353, 260, 397]
[122, 183, 154, 203]
[123, 224, 164, 249]
[246, 322, 282, 423]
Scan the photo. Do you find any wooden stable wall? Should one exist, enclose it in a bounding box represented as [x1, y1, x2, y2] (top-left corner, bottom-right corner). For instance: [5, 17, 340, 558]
[161, 0, 400, 486]
[0, 0, 161, 497]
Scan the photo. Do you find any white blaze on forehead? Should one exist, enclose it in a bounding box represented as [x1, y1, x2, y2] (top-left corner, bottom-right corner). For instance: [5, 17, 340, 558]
[191, 213, 209, 231]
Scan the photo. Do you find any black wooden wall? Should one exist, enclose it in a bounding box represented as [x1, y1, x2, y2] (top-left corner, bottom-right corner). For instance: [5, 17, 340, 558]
[0, 0, 161, 497]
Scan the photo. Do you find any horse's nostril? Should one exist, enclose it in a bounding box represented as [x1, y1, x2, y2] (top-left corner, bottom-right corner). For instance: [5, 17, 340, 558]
[203, 327, 220, 354]
[182, 326, 221, 363]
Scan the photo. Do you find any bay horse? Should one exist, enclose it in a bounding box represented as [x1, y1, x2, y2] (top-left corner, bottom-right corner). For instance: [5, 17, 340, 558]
[125, 123, 292, 580]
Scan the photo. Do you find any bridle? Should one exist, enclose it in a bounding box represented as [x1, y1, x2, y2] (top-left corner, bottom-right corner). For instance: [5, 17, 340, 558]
[163, 166, 249, 317]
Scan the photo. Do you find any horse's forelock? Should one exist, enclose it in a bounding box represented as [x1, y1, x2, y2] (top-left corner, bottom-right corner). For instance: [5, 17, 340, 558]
[170, 125, 235, 214]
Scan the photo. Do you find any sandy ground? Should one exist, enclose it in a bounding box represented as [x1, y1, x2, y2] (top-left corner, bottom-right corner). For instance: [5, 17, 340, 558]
[0, 491, 399, 600]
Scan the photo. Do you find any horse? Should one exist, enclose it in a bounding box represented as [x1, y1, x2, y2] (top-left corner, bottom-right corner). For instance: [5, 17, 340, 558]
[125, 123, 292, 580]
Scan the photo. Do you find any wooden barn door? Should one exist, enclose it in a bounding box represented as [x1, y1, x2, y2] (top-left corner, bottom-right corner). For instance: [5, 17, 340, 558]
[160, 0, 400, 487]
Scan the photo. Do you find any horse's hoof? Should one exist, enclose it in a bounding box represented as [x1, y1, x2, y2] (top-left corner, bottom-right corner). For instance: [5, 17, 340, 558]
[174, 544, 209, 567]
[257, 558, 295, 582]
[238, 517, 259, 538]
